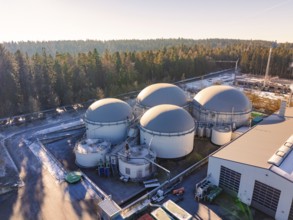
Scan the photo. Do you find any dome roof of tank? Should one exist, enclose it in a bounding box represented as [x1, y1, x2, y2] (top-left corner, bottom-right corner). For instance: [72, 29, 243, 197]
[140, 104, 194, 133]
[85, 98, 132, 123]
[137, 83, 188, 108]
[193, 85, 251, 113]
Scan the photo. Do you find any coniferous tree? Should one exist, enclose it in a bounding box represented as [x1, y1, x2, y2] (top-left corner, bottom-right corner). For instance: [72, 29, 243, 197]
[14, 50, 33, 113]
[0, 45, 19, 117]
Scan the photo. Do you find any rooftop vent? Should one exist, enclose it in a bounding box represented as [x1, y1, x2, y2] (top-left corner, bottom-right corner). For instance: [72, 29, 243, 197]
[268, 135, 293, 166]
[278, 100, 287, 118]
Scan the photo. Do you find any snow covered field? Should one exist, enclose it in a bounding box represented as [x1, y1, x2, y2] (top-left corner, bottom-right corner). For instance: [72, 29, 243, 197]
[185, 72, 292, 101]
[185, 72, 235, 90]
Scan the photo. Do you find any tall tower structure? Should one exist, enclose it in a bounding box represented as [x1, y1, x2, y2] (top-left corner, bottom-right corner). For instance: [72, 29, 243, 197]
[263, 41, 277, 87]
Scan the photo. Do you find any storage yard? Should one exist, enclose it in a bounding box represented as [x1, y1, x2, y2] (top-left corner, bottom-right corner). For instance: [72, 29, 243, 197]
[1, 69, 292, 219]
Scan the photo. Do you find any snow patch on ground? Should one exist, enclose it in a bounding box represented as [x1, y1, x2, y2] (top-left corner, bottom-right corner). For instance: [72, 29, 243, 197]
[185, 73, 291, 101]
[27, 141, 104, 200]
[0, 142, 22, 187]
[185, 73, 235, 90]
[28, 142, 66, 183]
[34, 119, 84, 136]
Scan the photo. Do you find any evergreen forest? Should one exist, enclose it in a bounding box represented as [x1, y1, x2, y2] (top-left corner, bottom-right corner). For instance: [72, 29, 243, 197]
[0, 39, 292, 118]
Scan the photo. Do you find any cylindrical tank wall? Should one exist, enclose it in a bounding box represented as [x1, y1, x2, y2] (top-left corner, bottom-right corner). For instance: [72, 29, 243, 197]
[118, 159, 154, 180]
[140, 131, 194, 159]
[211, 127, 232, 145]
[75, 151, 108, 168]
[205, 127, 212, 138]
[192, 108, 250, 128]
[136, 105, 190, 117]
[197, 126, 205, 137]
[86, 123, 129, 144]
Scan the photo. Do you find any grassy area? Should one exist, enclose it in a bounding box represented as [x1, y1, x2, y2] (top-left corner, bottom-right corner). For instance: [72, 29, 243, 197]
[245, 92, 282, 115]
[213, 192, 273, 220]
[251, 111, 266, 118]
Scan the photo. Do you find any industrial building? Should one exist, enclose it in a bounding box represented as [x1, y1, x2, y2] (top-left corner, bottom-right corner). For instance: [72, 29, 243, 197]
[207, 107, 293, 219]
[192, 85, 252, 128]
[140, 104, 195, 159]
[135, 83, 189, 116]
[84, 98, 133, 144]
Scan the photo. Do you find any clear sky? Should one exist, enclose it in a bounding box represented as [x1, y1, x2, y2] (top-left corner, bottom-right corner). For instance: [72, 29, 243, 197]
[1, 0, 292, 43]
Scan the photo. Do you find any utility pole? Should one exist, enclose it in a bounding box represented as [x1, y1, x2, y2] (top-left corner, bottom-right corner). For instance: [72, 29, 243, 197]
[213, 59, 239, 85]
[263, 41, 277, 87]
[289, 84, 293, 107]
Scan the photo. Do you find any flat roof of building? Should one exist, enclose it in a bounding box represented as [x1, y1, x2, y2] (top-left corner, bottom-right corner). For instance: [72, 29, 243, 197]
[211, 107, 293, 170]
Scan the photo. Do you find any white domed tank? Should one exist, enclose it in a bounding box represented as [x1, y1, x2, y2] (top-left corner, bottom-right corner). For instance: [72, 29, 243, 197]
[193, 85, 252, 128]
[84, 98, 133, 144]
[135, 83, 189, 116]
[118, 145, 156, 181]
[140, 104, 195, 159]
[211, 126, 232, 145]
[75, 139, 111, 168]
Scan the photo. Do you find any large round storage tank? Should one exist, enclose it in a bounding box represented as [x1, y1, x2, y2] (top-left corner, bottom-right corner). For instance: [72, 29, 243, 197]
[84, 98, 133, 144]
[75, 139, 111, 168]
[140, 104, 195, 159]
[211, 126, 232, 145]
[135, 83, 189, 116]
[193, 85, 252, 128]
[118, 145, 156, 181]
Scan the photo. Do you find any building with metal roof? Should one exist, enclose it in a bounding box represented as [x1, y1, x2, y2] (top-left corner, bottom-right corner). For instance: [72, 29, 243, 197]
[140, 104, 195, 159]
[84, 98, 133, 144]
[192, 85, 252, 128]
[135, 83, 189, 116]
[207, 107, 293, 219]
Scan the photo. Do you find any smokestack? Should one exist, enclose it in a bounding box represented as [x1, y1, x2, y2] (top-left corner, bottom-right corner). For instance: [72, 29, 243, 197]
[279, 100, 287, 118]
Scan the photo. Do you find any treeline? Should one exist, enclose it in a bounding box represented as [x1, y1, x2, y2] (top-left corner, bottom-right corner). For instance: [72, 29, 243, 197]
[0, 39, 292, 118]
[0, 44, 219, 118]
[3, 38, 280, 57]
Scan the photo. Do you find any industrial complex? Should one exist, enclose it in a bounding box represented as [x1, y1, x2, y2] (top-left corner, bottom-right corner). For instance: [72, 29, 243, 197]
[1, 69, 293, 220]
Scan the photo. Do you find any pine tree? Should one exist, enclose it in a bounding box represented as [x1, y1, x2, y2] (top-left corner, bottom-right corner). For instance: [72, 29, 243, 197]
[0, 45, 19, 117]
[14, 50, 33, 113]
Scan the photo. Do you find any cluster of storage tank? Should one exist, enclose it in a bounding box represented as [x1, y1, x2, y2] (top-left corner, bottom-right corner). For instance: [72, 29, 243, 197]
[135, 83, 194, 159]
[74, 82, 252, 181]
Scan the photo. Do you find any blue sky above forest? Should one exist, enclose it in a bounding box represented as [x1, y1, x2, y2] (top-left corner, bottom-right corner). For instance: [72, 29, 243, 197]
[1, 0, 292, 43]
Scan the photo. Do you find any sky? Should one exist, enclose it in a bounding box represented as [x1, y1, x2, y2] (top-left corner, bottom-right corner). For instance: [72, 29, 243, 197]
[0, 0, 293, 43]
